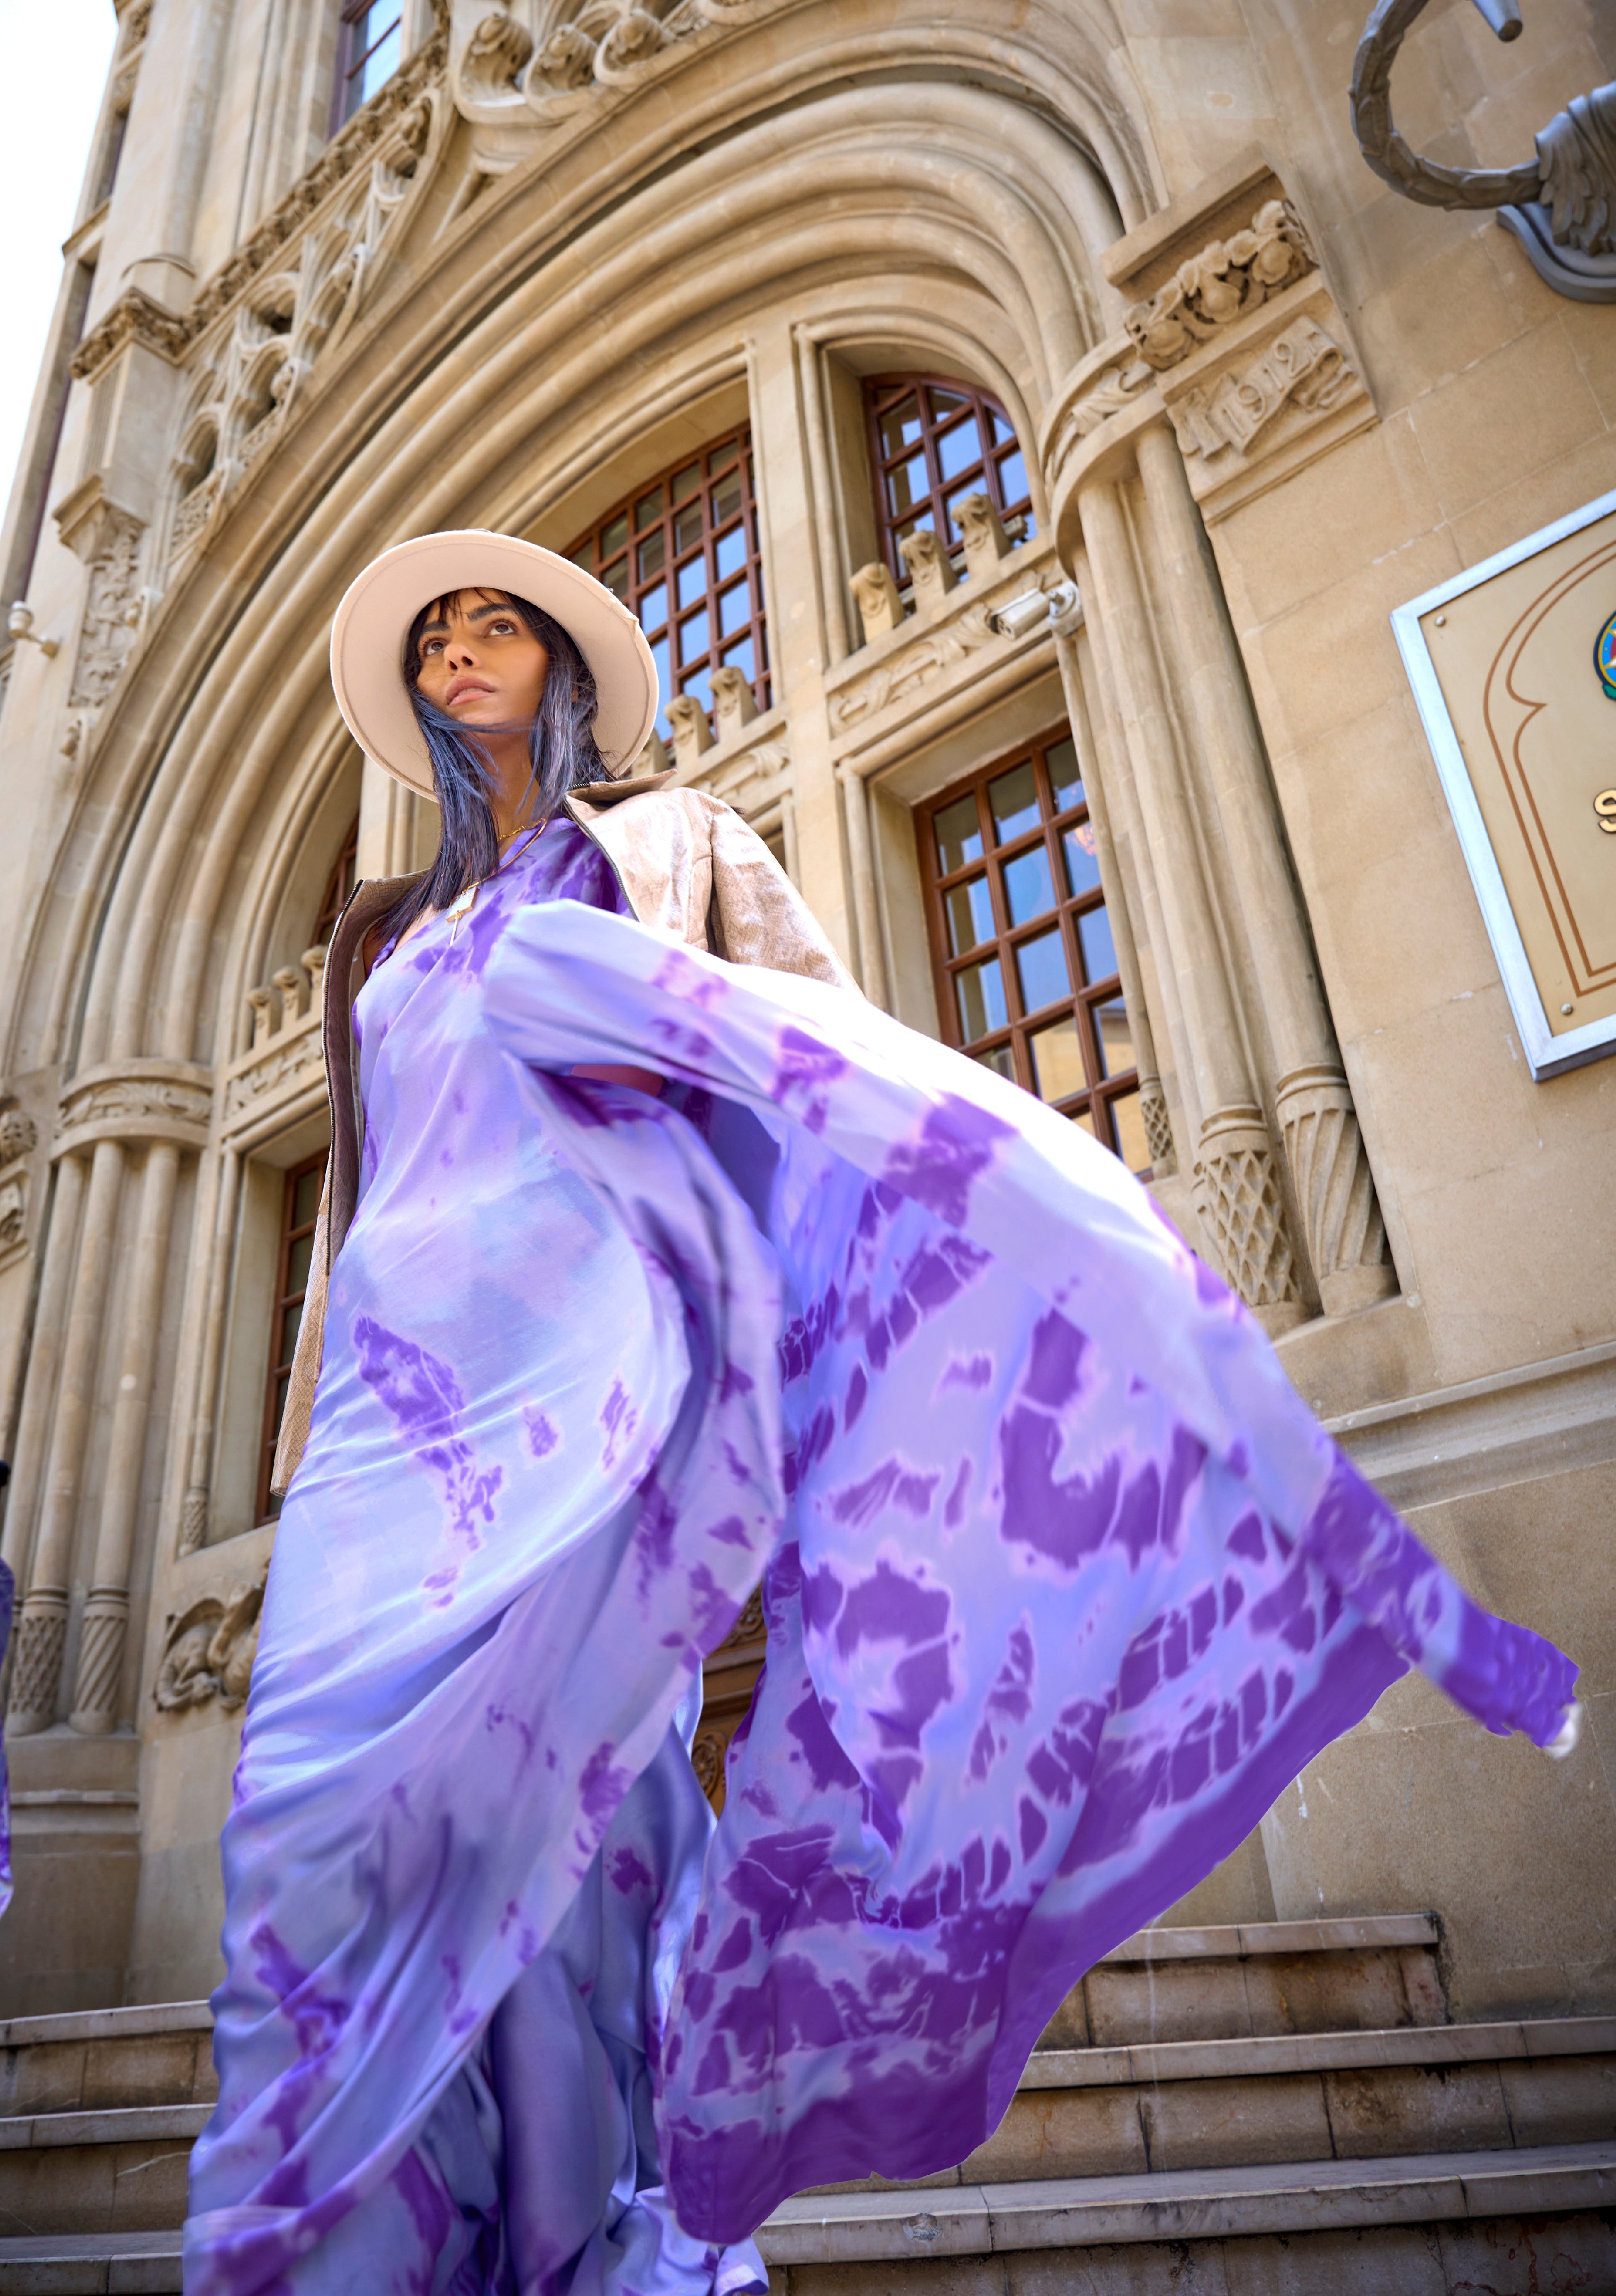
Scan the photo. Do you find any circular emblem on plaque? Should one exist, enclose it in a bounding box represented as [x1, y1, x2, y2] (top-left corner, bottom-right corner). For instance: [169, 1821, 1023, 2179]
[1596, 608, 1616, 699]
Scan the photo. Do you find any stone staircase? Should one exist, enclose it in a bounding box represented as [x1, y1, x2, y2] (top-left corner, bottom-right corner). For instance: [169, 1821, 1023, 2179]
[0, 1916, 1610, 2292]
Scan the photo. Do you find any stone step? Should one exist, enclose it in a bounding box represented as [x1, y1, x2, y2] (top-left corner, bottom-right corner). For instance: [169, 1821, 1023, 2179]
[3, 2144, 1609, 2295]
[810, 2014, 1616, 2196]
[0, 2009, 214, 2119]
[1043, 1912, 1446, 2048]
[762, 2142, 1616, 2292]
[0, 2015, 1608, 2239]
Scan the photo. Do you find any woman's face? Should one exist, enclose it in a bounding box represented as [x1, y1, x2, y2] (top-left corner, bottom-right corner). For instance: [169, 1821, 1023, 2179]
[413, 589, 549, 731]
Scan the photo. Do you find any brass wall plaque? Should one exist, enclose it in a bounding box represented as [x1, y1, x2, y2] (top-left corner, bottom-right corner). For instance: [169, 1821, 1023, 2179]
[1393, 489, 1616, 1079]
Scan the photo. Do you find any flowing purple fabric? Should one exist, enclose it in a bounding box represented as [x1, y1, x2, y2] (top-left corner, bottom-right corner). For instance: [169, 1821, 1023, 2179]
[185, 837, 1576, 2295]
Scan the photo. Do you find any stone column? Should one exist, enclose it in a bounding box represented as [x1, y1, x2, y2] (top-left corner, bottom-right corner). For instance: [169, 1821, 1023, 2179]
[176, 1146, 241, 1557]
[1077, 474, 1301, 1329]
[69, 1142, 182, 1734]
[0, 1156, 88, 1599]
[837, 765, 889, 1011]
[7, 1138, 126, 1735]
[1054, 625, 1174, 1174]
[1134, 427, 1394, 1317]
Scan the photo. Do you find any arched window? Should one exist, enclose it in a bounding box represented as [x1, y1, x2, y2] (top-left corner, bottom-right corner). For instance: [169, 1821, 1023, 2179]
[332, 1, 402, 132]
[864, 373, 1033, 584]
[566, 426, 767, 740]
[919, 727, 1150, 1173]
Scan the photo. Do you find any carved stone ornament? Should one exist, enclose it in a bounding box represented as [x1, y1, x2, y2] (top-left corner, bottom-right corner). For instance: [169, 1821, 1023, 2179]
[68, 507, 145, 710]
[1275, 1066, 1397, 1317]
[1172, 317, 1358, 461]
[1351, 0, 1616, 302]
[1140, 1082, 1176, 1178]
[0, 1108, 39, 1164]
[832, 601, 1000, 729]
[166, 89, 440, 564]
[0, 1175, 26, 1254]
[452, 0, 758, 132]
[849, 562, 904, 646]
[120, 0, 152, 45]
[56, 1062, 213, 1153]
[154, 1577, 265, 1713]
[1193, 1106, 1301, 1323]
[70, 288, 192, 387]
[1123, 200, 1316, 374]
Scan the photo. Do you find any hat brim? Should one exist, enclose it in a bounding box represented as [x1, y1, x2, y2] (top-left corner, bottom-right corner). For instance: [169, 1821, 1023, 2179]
[329, 531, 660, 797]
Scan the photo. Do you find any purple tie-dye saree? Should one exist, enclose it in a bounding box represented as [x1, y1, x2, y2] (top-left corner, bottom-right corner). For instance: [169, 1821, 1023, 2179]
[186, 826, 1575, 2295]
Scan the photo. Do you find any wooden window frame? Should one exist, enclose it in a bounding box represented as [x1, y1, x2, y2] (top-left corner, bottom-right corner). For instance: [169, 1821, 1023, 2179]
[565, 426, 768, 736]
[313, 817, 359, 945]
[256, 1152, 325, 1525]
[918, 727, 1150, 1171]
[863, 372, 1033, 587]
[330, 0, 403, 134]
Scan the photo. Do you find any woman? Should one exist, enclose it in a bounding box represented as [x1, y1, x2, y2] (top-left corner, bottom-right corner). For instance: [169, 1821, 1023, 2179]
[186, 532, 1578, 2296]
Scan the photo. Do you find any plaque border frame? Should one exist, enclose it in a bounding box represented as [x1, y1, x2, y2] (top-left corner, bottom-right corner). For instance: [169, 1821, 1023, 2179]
[1391, 484, 1616, 1082]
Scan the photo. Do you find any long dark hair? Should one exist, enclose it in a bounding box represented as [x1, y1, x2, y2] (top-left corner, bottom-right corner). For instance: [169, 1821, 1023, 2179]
[373, 589, 605, 952]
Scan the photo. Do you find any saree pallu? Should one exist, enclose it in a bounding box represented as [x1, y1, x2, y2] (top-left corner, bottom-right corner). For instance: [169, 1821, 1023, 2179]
[186, 892, 1575, 2295]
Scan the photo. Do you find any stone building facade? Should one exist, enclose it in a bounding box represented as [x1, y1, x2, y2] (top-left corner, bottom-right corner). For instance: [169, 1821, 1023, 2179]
[0, 0, 1611, 2045]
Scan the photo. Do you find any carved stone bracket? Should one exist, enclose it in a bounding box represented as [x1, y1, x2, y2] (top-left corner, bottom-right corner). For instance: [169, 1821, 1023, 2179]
[154, 1576, 265, 1714]
[1049, 159, 1376, 532]
[54, 1061, 213, 1158]
[70, 289, 191, 388]
[451, 0, 760, 142]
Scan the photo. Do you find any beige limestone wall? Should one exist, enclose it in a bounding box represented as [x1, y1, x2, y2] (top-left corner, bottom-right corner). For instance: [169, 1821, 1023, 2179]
[1, 0, 1613, 2026]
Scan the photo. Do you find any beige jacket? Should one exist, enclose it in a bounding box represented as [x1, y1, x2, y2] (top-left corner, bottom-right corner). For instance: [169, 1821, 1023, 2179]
[270, 773, 852, 1495]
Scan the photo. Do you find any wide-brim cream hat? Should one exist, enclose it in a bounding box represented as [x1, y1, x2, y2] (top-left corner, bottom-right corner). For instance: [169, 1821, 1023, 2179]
[329, 530, 660, 797]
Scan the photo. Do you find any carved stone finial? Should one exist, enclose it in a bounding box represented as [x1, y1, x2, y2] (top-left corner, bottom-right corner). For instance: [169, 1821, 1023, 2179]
[247, 986, 273, 1049]
[273, 966, 305, 1029]
[462, 10, 534, 95]
[953, 493, 1012, 584]
[534, 24, 596, 88]
[709, 665, 758, 739]
[665, 694, 712, 770]
[849, 562, 904, 645]
[1351, 0, 1616, 299]
[899, 528, 958, 614]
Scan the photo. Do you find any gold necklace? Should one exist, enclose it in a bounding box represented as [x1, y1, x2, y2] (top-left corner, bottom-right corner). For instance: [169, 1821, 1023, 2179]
[445, 820, 546, 939]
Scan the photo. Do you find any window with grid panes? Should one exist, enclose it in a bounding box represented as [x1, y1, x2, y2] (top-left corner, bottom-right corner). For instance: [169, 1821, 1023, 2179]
[256, 1153, 324, 1523]
[919, 731, 1151, 1173]
[566, 429, 767, 740]
[864, 374, 1034, 587]
[313, 817, 359, 944]
[332, 1, 402, 131]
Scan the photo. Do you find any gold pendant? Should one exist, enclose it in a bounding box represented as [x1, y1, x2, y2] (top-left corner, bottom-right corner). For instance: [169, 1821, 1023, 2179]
[446, 881, 478, 937]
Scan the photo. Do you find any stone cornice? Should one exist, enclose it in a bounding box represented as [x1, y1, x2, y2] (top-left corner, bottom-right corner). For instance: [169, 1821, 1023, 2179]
[70, 27, 448, 388]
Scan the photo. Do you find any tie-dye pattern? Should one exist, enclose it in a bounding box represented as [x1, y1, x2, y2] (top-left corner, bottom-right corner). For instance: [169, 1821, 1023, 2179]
[186, 864, 1576, 2293]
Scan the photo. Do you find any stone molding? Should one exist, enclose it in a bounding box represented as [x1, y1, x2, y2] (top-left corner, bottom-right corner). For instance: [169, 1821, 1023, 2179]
[1330, 1338, 1616, 1514]
[54, 1062, 213, 1158]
